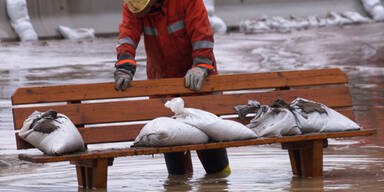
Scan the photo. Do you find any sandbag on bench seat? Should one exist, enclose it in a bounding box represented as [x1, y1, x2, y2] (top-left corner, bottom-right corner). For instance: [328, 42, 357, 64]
[12, 68, 376, 189]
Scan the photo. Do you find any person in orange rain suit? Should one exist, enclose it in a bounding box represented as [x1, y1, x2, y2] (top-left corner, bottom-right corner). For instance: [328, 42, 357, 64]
[114, 0, 230, 175]
[114, 0, 217, 91]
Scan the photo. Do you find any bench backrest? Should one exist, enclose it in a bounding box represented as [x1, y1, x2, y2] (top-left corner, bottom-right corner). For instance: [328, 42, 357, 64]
[12, 68, 354, 150]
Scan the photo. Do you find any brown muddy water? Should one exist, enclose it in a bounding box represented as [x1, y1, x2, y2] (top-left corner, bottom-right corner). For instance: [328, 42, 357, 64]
[0, 22, 383, 191]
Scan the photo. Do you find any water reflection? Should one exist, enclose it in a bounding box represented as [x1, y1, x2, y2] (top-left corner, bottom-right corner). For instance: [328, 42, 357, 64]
[164, 172, 230, 192]
[289, 177, 324, 192]
[78, 187, 108, 192]
[195, 174, 229, 192]
[163, 174, 193, 192]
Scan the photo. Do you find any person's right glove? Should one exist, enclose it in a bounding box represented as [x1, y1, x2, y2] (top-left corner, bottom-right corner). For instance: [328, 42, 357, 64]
[184, 67, 209, 91]
[114, 53, 136, 91]
[114, 68, 133, 91]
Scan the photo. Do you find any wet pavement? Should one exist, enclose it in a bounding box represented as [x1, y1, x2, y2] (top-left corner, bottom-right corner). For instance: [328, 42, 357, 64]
[0, 22, 383, 191]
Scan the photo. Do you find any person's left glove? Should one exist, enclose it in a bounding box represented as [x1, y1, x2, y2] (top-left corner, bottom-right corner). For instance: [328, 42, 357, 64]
[185, 67, 209, 91]
[114, 68, 133, 91]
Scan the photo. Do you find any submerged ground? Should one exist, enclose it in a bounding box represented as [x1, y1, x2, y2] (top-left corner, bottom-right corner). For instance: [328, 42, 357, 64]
[0, 22, 383, 191]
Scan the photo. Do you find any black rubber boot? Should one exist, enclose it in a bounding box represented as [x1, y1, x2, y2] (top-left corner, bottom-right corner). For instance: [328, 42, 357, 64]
[197, 148, 231, 175]
[164, 151, 193, 175]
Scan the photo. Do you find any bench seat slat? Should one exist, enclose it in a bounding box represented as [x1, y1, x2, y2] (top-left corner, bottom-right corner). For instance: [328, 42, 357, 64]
[14, 109, 355, 149]
[18, 129, 376, 163]
[79, 125, 142, 144]
[11, 68, 347, 105]
[13, 86, 352, 130]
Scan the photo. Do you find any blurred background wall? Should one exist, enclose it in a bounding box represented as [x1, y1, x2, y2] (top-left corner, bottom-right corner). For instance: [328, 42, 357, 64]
[215, 0, 367, 26]
[0, 0, 373, 41]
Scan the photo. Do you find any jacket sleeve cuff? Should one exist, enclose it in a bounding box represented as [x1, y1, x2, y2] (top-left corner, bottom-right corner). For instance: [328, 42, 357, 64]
[115, 53, 137, 75]
[192, 57, 214, 73]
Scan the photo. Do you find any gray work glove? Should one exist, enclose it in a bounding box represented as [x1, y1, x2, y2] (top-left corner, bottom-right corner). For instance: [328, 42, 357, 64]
[185, 67, 209, 91]
[114, 68, 133, 91]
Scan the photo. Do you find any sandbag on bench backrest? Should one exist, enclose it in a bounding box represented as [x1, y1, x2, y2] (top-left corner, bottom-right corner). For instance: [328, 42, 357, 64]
[12, 68, 355, 150]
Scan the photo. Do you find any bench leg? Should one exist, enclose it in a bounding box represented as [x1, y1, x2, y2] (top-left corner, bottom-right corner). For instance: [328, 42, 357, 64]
[282, 139, 327, 177]
[71, 158, 114, 189]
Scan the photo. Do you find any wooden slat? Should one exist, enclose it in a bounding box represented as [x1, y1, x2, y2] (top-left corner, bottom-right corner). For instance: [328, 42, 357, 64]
[11, 68, 347, 105]
[13, 99, 172, 131]
[79, 125, 142, 144]
[281, 68, 347, 87]
[18, 129, 376, 163]
[14, 108, 356, 150]
[12, 86, 352, 130]
[338, 109, 355, 121]
[15, 133, 34, 149]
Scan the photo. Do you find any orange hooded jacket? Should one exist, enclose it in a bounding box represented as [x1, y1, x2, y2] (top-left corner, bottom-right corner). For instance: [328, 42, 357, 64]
[116, 0, 217, 79]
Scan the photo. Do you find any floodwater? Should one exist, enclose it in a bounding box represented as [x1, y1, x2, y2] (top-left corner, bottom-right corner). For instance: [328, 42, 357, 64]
[0, 22, 383, 191]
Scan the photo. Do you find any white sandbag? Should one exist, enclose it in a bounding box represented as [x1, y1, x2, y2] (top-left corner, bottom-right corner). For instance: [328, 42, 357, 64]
[341, 11, 372, 23]
[325, 12, 353, 26]
[361, 0, 384, 21]
[165, 97, 220, 128]
[290, 98, 360, 133]
[203, 0, 227, 34]
[58, 25, 95, 40]
[165, 98, 257, 141]
[248, 107, 301, 137]
[201, 119, 257, 141]
[19, 110, 86, 155]
[209, 16, 227, 35]
[133, 117, 209, 147]
[6, 0, 38, 41]
[12, 20, 38, 41]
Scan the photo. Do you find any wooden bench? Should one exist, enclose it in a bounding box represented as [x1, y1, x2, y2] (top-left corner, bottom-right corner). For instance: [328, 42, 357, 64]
[12, 68, 376, 189]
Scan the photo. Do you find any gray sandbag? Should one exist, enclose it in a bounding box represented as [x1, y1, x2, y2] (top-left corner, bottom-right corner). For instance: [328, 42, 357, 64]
[249, 107, 301, 137]
[290, 98, 360, 133]
[234, 100, 262, 120]
[19, 110, 86, 155]
[235, 101, 301, 137]
[133, 117, 209, 147]
[235, 98, 361, 136]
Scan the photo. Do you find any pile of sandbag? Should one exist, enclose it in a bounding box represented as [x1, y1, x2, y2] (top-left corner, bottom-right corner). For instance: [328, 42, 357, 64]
[19, 110, 86, 155]
[6, 0, 38, 41]
[134, 98, 257, 147]
[239, 12, 372, 34]
[134, 97, 361, 147]
[234, 98, 361, 137]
